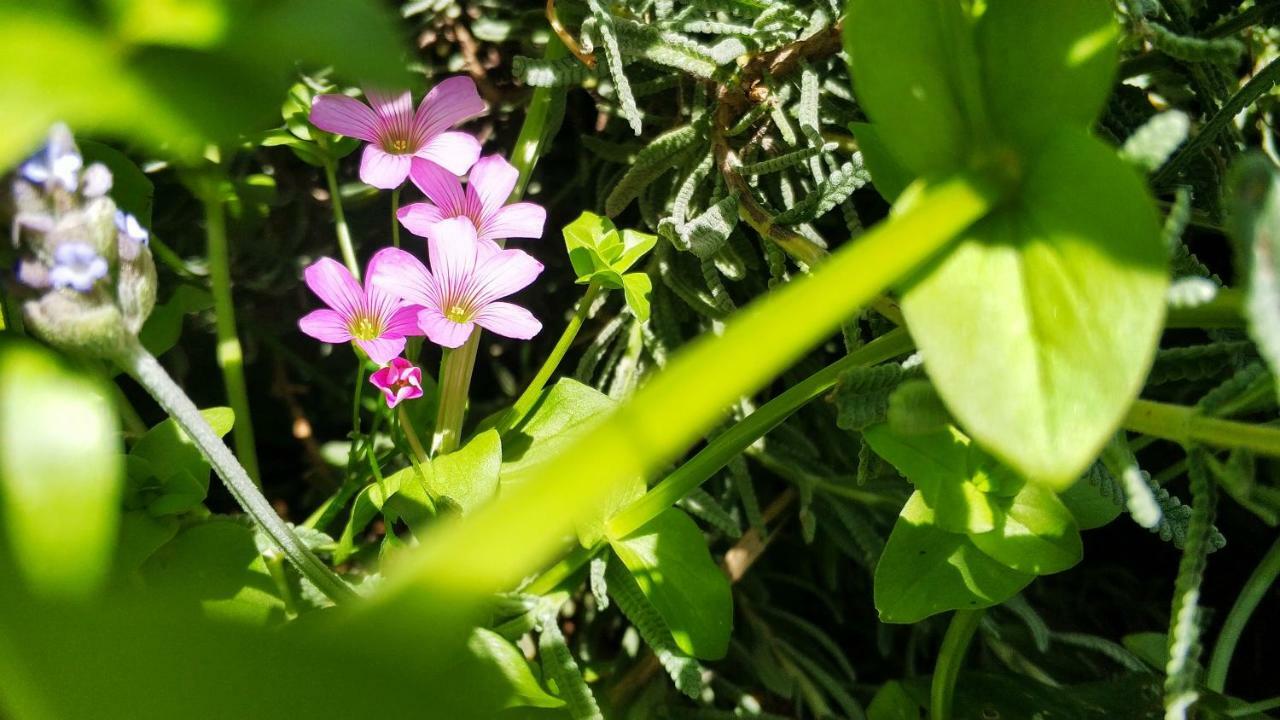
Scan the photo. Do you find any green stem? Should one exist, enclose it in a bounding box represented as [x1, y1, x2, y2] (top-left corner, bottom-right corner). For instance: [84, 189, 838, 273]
[117, 337, 356, 603]
[1166, 288, 1244, 329]
[510, 37, 568, 199]
[390, 186, 401, 249]
[1206, 535, 1280, 692]
[606, 328, 914, 539]
[1123, 399, 1280, 457]
[524, 542, 600, 596]
[323, 159, 360, 278]
[203, 192, 261, 485]
[931, 609, 984, 720]
[400, 405, 429, 463]
[498, 280, 604, 433]
[434, 342, 476, 455]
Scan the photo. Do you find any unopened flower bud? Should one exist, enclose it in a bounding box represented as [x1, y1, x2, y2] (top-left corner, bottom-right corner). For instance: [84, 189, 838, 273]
[22, 291, 127, 359]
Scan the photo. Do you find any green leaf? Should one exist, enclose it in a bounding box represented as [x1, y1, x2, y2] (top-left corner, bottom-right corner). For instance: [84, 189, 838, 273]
[970, 480, 1083, 575]
[139, 284, 215, 358]
[844, 0, 973, 178]
[0, 339, 122, 598]
[851, 122, 913, 202]
[875, 492, 1034, 623]
[114, 510, 180, 573]
[503, 379, 643, 546]
[608, 508, 733, 660]
[622, 273, 653, 322]
[130, 406, 234, 499]
[976, 0, 1118, 151]
[145, 469, 208, 516]
[562, 211, 657, 291]
[1059, 474, 1123, 530]
[79, 139, 155, 225]
[863, 424, 1009, 534]
[468, 628, 565, 710]
[868, 681, 923, 720]
[1228, 154, 1280, 401]
[901, 130, 1167, 487]
[139, 517, 286, 625]
[426, 429, 502, 516]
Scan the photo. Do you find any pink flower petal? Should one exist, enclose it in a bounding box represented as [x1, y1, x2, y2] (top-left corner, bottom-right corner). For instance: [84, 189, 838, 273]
[425, 218, 481, 303]
[359, 145, 412, 189]
[385, 304, 425, 337]
[356, 336, 406, 365]
[416, 131, 482, 176]
[484, 202, 547, 241]
[414, 76, 486, 140]
[366, 247, 438, 310]
[467, 154, 519, 219]
[303, 257, 364, 320]
[474, 302, 542, 340]
[397, 202, 446, 238]
[363, 88, 415, 139]
[298, 309, 354, 343]
[470, 246, 544, 306]
[408, 158, 468, 215]
[418, 307, 475, 348]
[309, 94, 379, 142]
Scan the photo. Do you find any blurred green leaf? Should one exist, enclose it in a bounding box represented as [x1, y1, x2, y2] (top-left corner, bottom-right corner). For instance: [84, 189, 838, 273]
[850, 121, 912, 203]
[1228, 154, 1280, 402]
[970, 480, 1083, 575]
[469, 628, 565, 710]
[139, 285, 215, 358]
[608, 508, 732, 660]
[868, 681, 923, 720]
[0, 339, 122, 598]
[1059, 474, 1122, 530]
[427, 429, 502, 516]
[115, 510, 180, 574]
[79, 139, 156, 225]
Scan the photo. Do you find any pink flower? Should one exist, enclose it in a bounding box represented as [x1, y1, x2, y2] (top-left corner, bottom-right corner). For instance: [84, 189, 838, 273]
[309, 77, 486, 189]
[368, 217, 543, 349]
[397, 154, 546, 244]
[369, 357, 424, 408]
[298, 255, 421, 364]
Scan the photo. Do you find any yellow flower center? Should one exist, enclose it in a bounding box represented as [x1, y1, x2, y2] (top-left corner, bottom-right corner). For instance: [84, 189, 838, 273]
[446, 305, 470, 323]
[386, 138, 411, 154]
[349, 315, 381, 341]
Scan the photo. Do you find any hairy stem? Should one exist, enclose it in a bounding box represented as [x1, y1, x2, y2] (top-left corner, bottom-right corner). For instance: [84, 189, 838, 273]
[204, 193, 261, 485]
[117, 337, 356, 603]
[499, 280, 605, 433]
[323, 159, 360, 278]
[932, 609, 984, 720]
[1206, 535, 1280, 692]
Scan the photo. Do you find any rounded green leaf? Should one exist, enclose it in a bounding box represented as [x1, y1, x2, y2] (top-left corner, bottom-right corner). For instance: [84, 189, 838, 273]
[844, 0, 974, 177]
[977, 0, 1119, 150]
[874, 493, 1034, 624]
[901, 130, 1167, 487]
[427, 429, 503, 516]
[1059, 475, 1123, 530]
[969, 480, 1083, 575]
[608, 508, 733, 660]
[0, 340, 122, 598]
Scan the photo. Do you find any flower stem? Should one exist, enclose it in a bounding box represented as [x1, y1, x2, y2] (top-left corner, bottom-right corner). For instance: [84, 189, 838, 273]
[606, 328, 914, 539]
[498, 280, 604, 434]
[510, 36, 568, 200]
[1206, 534, 1280, 692]
[203, 192, 261, 485]
[323, 159, 360, 279]
[931, 609, 984, 720]
[116, 337, 357, 604]
[434, 341, 476, 455]
[390, 186, 401, 249]
[1123, 399, 1280, 457]
[400, 405, 429, 463]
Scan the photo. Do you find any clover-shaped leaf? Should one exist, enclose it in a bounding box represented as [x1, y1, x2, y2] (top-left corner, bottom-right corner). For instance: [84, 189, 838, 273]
[845, 0, 1166, 487]
[563, 211, 657, 321]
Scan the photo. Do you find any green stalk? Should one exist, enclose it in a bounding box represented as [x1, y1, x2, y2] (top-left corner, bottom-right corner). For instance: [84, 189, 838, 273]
[116, 336, 356, 603]
[390, 186, 401, 249]
[1206, 535, 1280, 692]
[607, 328, 913, 538]
[510, 37, 569, 198]
[498, 280, 605, 434]
[400, 405, 429, 463]
[433, 343, 475, 455]
[1123, 399, 1280, 456]
[323, 159, 360, 278]
[931, 609, 984, 720]
[203, 192, 261, 484]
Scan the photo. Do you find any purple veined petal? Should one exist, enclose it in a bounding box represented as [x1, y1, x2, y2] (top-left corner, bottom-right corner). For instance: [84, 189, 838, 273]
[408, 158, 468, 215]
[484, 202, 547, 241]
[366, 247, 439, 310]
[397, 202, 446, 238]
[299, 309, 355, 343]
[474, 301, 542, 340]
[425, 218, 481, 305]
[414, 76, 486, 141]
[356, 336, 407, 365]
[416, 132, 482, 176]
[359, 145, 413, 189]
[418, 307, 475, 348]
[384, 304, 426, 337]
[303, 257, 365, 320]
[467, 154, 520, 220]
[363, 88, 415, 143]
[469, 246, 544, 307]
[310, 94, 380, 143]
